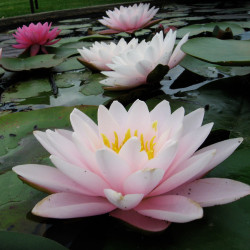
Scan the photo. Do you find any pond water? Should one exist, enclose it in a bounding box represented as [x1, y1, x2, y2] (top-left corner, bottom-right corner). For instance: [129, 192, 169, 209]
[0, 1, 250, 249]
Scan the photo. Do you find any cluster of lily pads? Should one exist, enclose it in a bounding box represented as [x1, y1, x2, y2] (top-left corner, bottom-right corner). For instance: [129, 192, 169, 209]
[0, 2, 250, 247]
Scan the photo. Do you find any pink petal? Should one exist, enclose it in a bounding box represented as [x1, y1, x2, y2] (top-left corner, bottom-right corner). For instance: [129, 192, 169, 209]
[123, 168, 164, 195]
[169, 123, 214, 172]
[182, 108, 205, 136]
[118, 137, 148, 172]
[135, 195, 203, 223]
[170, 178, 250, 207]
[193, 138, 243, 180]
[150, 100, 171, 135]
[110, 209, 170, 232]
[126, 100, 151, 135]
[109, 101, 128, 126]
[104, 189, 144, 210]
[12, 164, 90, 195]
[168, 33, 189, 69]
[32, 193, 115, 218]
[150, 149, 216, 196]
[45, 130, 84, 167]
[70, 109, 100, 151]
[98, 105, 121, 143]
[145, 140, 178, 172]
[96, 149, 131, 191]
[50, 155, 109, 196]
[30, 44, 40, 56]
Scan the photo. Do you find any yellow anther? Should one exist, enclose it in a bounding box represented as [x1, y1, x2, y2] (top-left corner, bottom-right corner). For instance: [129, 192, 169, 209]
[102, 128, 156, 160]
[152, 121, 158, 132]
[101, 134, 110, 148]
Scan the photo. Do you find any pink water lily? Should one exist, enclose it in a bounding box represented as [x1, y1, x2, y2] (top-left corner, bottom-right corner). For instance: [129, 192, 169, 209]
[99, 3, 160, 34]
[13, 22, 61, 56]
[77, 38, 139, 71]
[13, 100, 250, 232]
[101, 30, 189, 90]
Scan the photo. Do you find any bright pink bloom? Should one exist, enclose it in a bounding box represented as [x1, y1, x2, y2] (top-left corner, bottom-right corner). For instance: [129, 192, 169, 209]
[13, 22, 61, 56]
[99, 3, 160, 34]
[13, 100, 250, 232]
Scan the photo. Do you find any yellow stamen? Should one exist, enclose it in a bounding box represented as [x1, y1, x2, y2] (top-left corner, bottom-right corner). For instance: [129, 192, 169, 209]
[101, 128, 156, 160]
[152, 121, 158, 132]
[101, 134, 110, 148]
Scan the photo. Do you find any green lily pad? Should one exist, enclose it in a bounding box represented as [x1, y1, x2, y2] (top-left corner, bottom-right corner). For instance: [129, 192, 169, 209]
[0, 105, 98, 157]
[80, 73, 105, 96]
[0, 54, 64, 72]
[58, 29, 74, 36]
[180, 55, 250, 78]
[59, 41, 92, 49]
[135, 29, 151, 36]
[177, 22, 244, 38]
[0, 171, 47, 233]
[182, 38, 250, 66]
[79, 34, 112, 41]
[1, 78, 51, 103]
[0, 230, 67, 249]
[53, 56, 84, 72]
[46, 47, 78, 58]
[56, 24, 92, 30]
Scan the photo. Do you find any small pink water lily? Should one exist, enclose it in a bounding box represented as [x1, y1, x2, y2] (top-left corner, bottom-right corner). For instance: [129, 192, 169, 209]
[101, 30, 189, 90]
[13, 22, 61, 56]
[77, 38, 139, 71]
[99, 3, 160, 34]
[13, 100, 250, 232]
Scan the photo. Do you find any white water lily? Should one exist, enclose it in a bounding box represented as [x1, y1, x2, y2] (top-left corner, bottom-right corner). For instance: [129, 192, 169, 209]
[100, 30, 189, 90]
[77, 38, 139, 71]
[99, 3, 159, 34]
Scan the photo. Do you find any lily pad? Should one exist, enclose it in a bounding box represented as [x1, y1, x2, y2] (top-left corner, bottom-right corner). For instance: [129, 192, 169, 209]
[0, 54, 64, 71]
[180, 55, 250, 78]
[0, 105, 98, 156]
[177, 22, 244, 38]
[80, 73, 105, 96]
[58, 29, 74, 36]
[0, 227, 67, 249]
[46, 47, 78, 58]
[1, 78, 51, 103]
[53, 56, 84, 72]
[182, 38, 250, 66]
[0, 171, 47, 232]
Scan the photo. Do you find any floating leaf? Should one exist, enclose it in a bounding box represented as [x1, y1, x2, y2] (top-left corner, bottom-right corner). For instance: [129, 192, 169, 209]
[180, 55, 250, 78]
[0, 231, 67, 249]
[182, 38, 250, 66]
[0, 105, 98, 156]
[177, 22, 244, 38]
[1, 78, 51, 104]
[80, 73, 105, 96]
[0, 54, 64, 71]
[53, 56, 84, 72]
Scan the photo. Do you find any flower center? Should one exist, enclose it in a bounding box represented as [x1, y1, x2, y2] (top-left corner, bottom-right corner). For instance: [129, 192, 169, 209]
[101, 121, 157, 160]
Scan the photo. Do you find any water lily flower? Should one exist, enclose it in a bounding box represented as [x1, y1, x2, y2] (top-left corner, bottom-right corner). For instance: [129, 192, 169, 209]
[12, 22, 61, 56]
[101, 30, 189, 90]
[0, 48, 2, 59]
[77, 38, 139, 71]
[13, 100, 250, 232]
[99, 3, 160, 34]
